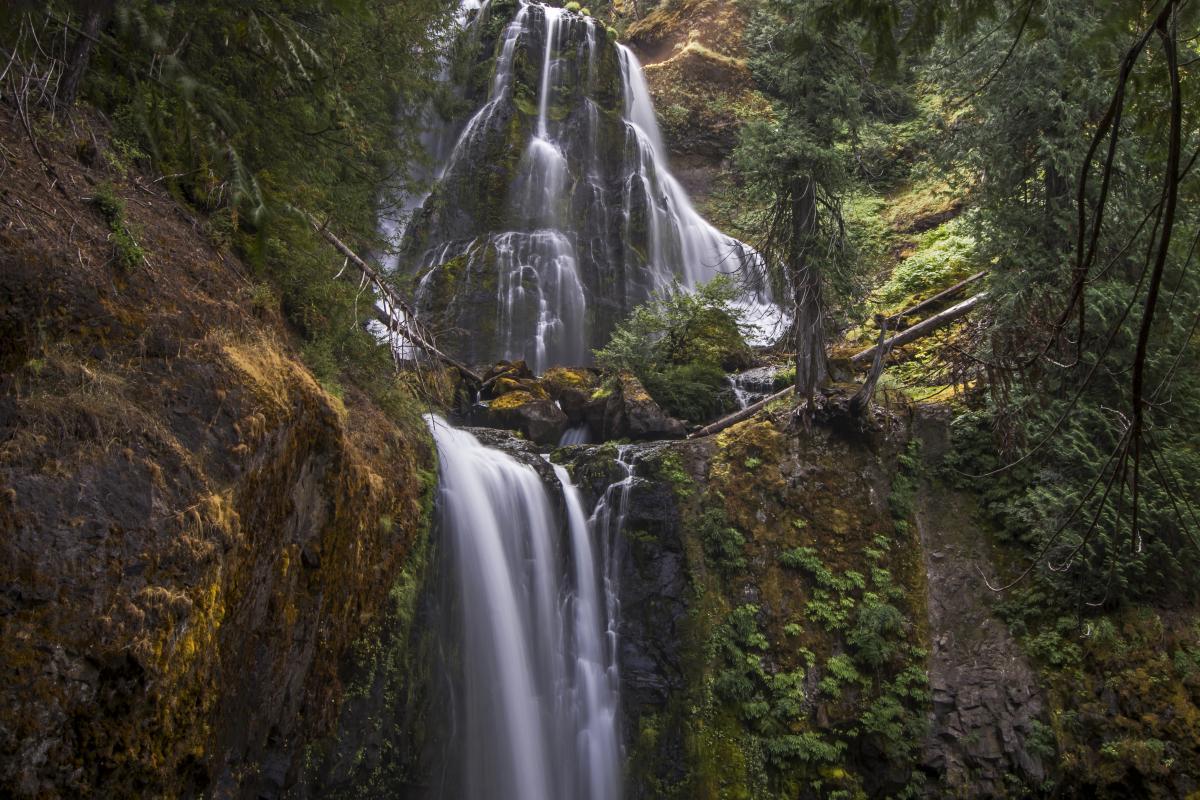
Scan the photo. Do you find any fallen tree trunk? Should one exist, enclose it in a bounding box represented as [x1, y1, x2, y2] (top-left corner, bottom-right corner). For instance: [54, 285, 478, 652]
[884, 271, 986, 330]
[693, 293, 988, 439]
[852, 292, 988, 364]
[690, 385, 794, 439]
[304, 212, 484, 384]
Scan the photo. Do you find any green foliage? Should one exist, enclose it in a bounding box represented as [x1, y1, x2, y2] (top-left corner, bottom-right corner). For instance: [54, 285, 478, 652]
[594, 276, 752, 421]
[90, 182, 145, 271]
[847, 597, 905, 668]
[595, 276, 753, 373]
[641, 363, 736, 423]
[876, 219, 976, 307]
[697, 506, 746, 577]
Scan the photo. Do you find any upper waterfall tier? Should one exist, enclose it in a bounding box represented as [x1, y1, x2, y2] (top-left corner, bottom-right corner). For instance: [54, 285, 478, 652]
[398, 0, 775, 373]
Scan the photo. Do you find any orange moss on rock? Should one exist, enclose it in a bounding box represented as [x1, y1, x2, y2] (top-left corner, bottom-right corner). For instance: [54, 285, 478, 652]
[0, 108, 435, 798]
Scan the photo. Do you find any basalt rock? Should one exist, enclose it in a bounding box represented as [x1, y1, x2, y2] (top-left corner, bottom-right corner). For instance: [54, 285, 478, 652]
[469, 391, 569, 445]
[586, 372, 686, 441]
[541, 366, 600, 422]
[0, 116, 435, 800]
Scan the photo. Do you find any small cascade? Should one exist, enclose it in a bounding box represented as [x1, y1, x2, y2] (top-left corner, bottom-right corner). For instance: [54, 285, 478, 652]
[402, 1, 781, 371]
[560, 423, 592, 446]
[727, 366, 780, 410]
[426, 415, 621, 800]
[553, 462, 623, 800]
[588, 445, 636, 693]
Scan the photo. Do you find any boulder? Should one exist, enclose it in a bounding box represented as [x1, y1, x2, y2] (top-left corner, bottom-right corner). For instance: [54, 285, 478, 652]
[541, 366, 599, 422]
[586, 372, 685, 441]
[469, 390, 568, 445]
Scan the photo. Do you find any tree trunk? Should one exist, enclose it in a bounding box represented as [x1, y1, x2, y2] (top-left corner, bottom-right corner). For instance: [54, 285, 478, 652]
[303, 212, 484, 383]
[60, 2, 112, 108]
[850, 292, 988, 364]
[849, 314, 890, 416]
[789, 175, 826, 424]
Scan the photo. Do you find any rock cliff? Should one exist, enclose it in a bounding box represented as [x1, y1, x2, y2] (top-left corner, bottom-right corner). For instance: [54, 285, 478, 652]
[0, 110, 435, 799]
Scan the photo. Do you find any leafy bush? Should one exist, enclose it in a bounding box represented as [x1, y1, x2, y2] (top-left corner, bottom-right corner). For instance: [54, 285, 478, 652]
[594, 275, 752, 421]
[641, 362, 736, 422]
[595, 275, 754, 374]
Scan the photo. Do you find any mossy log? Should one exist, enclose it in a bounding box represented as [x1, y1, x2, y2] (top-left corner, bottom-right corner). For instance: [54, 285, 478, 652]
[884, 271, 986, 330]
[689, 385, 794, 439]
[852, 292, 988, 365]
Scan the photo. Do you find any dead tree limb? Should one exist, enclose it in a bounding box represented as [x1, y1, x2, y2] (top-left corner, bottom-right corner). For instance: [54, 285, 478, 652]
[850, 314, 892, 416]
[884, 271, 986, 329]
[851, 292, 988, 365]
[693, 293, 987, 438]
[302, 212, 483, 384]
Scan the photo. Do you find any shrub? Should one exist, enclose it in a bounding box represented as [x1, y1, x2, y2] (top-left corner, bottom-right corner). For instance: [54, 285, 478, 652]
[90, 182, 145, 271]
[595, 276, 752, 421]
[595, 275, 753, 375]
[641, 362, 735, 422]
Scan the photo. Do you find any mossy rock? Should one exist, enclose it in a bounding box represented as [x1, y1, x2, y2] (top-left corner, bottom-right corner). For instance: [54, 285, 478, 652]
[541, 367, 599, 422]
[491, 390, 537, 411]
[470, 392, 568, 444]
[542, 366, 597, 393]
[492, 377, 550, 400]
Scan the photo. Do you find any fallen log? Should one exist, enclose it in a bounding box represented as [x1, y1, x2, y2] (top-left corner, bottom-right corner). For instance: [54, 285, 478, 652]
[849, 314, 892, 416]
[303, 212, 484, 384]
[884, 271, 986, 330]
[851, 292, 988, 364]
[693, 293, 987, 439]
[690, 384, 794, 439]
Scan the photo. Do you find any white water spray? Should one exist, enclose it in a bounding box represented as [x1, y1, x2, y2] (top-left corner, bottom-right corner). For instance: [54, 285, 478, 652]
[427, 416, 622, 800]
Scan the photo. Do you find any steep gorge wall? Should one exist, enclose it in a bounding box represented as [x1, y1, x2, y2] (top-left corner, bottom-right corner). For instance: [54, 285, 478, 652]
[0, 111, 435, 799]
[568, 402, 942, 797]
[563, 397, 1200, 798]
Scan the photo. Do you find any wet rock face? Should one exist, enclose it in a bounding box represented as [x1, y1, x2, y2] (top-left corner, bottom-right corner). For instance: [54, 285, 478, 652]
[914, 409, 1047, 796]
[565, 441, 708, 780]
[614, 455, 691, 710]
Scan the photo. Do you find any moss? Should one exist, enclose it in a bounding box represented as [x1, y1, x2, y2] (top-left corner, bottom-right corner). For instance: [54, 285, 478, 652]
[490, 390, 536, 411]
[542, 366, 596, 392]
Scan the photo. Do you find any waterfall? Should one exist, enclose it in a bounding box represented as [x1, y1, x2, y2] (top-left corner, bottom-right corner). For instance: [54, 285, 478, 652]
[402, 1, 781, 372]
[427, 415, 622, 800]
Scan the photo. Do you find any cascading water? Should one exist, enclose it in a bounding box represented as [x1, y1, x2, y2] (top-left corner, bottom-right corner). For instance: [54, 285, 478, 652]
[401, 1, 780, 372]
[426, 415, 622, 800]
